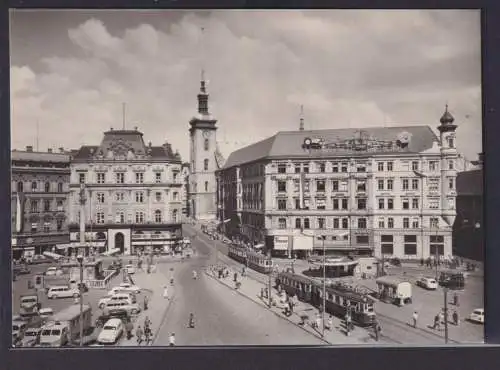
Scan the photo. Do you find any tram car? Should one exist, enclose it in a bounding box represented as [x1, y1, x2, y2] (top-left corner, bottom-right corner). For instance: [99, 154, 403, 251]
[275, 272, 376, 326]
[228, 244, 247, 264]
[245, 249, 274, 274]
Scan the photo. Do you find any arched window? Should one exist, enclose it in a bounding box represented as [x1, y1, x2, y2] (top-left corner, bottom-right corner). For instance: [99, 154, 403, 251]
[17, 181, 23, 193]
[303, 218, 310, 229]
[155, 210, 162, 223]
[204, 159, 209, 171]
[295, 218, 301, 229]
[172, 209, 178, 223]
[205, 181, 208, 192]
[31, 181, 37, 191]
[57, 182, 63, 193]
[45, 182, 50, 192]
[204, 139, 209, 151]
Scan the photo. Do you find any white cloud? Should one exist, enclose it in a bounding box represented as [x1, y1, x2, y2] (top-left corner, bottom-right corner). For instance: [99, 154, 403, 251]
[10, 10, 482, 163]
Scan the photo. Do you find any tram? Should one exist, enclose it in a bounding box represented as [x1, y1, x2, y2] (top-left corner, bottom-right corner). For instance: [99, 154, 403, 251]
[227, 244, 247, 264]
[246, 249, 274, 274]
[275, 271, 376, 326]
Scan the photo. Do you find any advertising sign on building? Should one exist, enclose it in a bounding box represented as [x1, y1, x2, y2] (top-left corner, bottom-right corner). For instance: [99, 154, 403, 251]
[274, 236, 289, 250]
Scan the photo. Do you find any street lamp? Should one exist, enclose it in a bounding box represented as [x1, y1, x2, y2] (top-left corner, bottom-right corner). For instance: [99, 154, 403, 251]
[268, 250, 273, 308]
[321, 235, 327, 338]
[443, 287, 449, 344]
[76, 254, 84, 347]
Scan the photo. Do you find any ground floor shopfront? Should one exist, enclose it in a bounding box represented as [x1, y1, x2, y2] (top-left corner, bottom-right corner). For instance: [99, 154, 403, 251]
[12, 232, 70, 260]
[67, 222, 183, 256]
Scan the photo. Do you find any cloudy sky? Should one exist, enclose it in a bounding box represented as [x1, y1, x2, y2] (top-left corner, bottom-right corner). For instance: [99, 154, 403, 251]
[10, 10, 481, 163]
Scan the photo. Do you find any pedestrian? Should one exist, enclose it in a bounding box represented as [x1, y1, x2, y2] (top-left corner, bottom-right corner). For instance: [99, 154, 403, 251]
[315, 314, 321, 331]
[346, 312, 353, 331]
[136, 325, 144, 345]
[412, 311, 418, 328]
[326, 315, 333, 331]
[288, 300, 294, 316]
[169, 332, 176, 346]
[433, 314, 440, 330]
[453, 310, 460, 326]
[125, 318, 133, 340]
[374, 321, 381, 341]
[454, 293, 460, 307]
[144, 295, 149, 311]
[260, 287, 264, 299]
[163, 286, 169, 299]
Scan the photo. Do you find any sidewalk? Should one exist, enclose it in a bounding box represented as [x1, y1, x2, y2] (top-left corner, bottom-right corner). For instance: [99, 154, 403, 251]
[118, 268, 175, 346]
[204, 264, 386, 345]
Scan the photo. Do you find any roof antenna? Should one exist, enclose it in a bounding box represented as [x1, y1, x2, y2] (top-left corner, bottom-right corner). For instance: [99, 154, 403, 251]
[299, 105, 304, 131]
[122, 102, 126, 130]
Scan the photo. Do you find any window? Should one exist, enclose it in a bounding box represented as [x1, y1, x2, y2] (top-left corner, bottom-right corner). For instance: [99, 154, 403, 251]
[79, 174, 86, 184]
[56, 200, 63, 211]
[155, 210, 162, 223]
[333, 199, 339, 210]
[277, 181, 287, 192]
[278, 199, 287, 210]
[294, 198, 301, 209]
[356, 235, 369, 244]
[97, 192, 105, 204]
[45, 182, 50, 192]
[387, 198, 394, 209]
[448, 178, 454, 190]
[381, 235, 393, 255]
[44, 200, 51, 212]
[172, 209, 178, 223]
[316, 180, 325, 192]
[357, 165, 366, 172]
[378, 162, 384, 171]
[388, 217, 394, 228]
[135, 211, 145, 223]
[155, 192, 162, 202]
[173, 192, 179, 201]
[303, 198, 310, 210]
[378, 180, 384, 190]
[135, 192, 144, 203]
[402, 179, 409, 190]
[116, 212, 125, 224]
[357, 218, 367, 229]
[332, 180, 339, 191]
[412, 161, 419, 171]
[204, 182, 208, 192]
[303, 165, 309, 173]
[31, 181, 38, 191]
[429, 161, 438, 171]
[357, 181, 366, 192]
[342, 218, 349, 229]
[204, 159, 209, 171]
[402, 198, 409, 210]
[357, 198, 367, 210]
[341, 163, 348, 172]
[293, 179, 300, 192]
[403, 218, 410, 229]
[333, 218, 340, 229]
[387, 179, 393, 190]
[428, 178, 440, 192]
[429, 198, 439, 209]
[294, 164, 301, 173]
[378, 199, 384, 209]
[31, 222, 38, 233]
[404, 235, 417, 255]
[278, 218, 287, 229]
[115, 192, 125, 201]
[341, 198, 348, 210]
[155, 172, 162, 183]
[412, 179, 419, 190]
[43, 222, 51, 232]
[56, 218, 63, 231]
[332, 163, 339, 173]
[204, 138, 209, 151]
[303, 218, 310, 229]
[430, 235, 445, 256]
[319, 163, 326, 173]
[448, 160, 454, 170]
[16, 181, 23, 192]
[430, 217, 439, 228]
[387, 162, 393, 171]
[412, 198, 419, 209]
[56, 182, 63, 193]
[339, 181, 348, 192]
[97, 173, 105, 184]
[316, 198, 326, 210]
[135, 172, 144, 184]
[96, 212, 105, 224]
[448, 137, 455, 148]
[295, 218, 301, 229]
[173, 171, 179, 182]
[116, 173, 125, 184]
[378, 218, 385, 228]
[278, 164, 287, 173]
[412, 218, 419, 228]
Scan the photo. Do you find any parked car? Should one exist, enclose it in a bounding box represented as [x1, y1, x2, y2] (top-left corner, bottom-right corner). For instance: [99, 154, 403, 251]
[27, 255, 51, 265]
[97, 318, 124, 345]
[95, 309, 130, 328]
[109, 283, 141, 295]
[45, 267, 63, 276]
[99, 292, 136, 309]
[12, 320, 27, 340]
[15, 265, 31, 275]
[47, 285, 80, 299]
[416, 277, 438, 290]
[469, 308, 484, 324]
[125, 264, 136, 275]
[20, 328, 41, 347]
[39, 308, 54, 320]
[104, 301, 141, 316]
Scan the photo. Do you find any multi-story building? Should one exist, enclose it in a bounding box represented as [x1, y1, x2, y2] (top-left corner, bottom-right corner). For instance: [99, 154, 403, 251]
[68, 127, 183, 256]
[217, 107, 458, 260]
[11, 146, 71, 260]
[181, 162, 190, 217]
[188, 73, 225, 221]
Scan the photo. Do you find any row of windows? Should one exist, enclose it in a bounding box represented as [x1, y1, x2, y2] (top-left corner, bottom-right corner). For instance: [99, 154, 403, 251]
[91, 209, 179, 224]
[29, 200, 65, 213]
[28, 220, 64, 233]
[79, 171, 179, 185]
[275, 197, 428, 211]
[276, 160, 455, 174]
[16, 181, 64, 193]
[93, 191, 179, 204]
[381, 235, 445, 255]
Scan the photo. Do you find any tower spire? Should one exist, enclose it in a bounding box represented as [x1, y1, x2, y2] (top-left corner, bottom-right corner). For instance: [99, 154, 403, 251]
[299, 105, 304, 131]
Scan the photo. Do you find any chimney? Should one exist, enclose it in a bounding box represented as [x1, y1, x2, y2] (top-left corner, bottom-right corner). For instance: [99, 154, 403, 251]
[59, 147, 64, 153]
[148, 141, 152, 147]
[134, 126, 138, 131]
[47, 148, 53, 153]
[26, 146, 33, 152]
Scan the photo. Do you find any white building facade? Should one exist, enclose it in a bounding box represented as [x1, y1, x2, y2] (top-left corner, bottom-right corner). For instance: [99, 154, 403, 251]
[217, 107, 458, 260]
[69, 128, 183, 256]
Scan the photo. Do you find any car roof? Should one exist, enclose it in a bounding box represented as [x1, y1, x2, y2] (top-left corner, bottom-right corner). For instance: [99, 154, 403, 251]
[25, 327, 41, 332]
[473, 308, 484, 312]
[49, 285, 69, 289]
[39, 308, 54, 313]
[104, 318, 122, 326]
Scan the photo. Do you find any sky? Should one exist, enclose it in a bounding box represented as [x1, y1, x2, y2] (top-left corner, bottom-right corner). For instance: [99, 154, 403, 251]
[10, 10, 482, 164]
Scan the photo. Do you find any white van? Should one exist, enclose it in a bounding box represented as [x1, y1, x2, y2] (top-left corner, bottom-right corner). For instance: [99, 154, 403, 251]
[47, 286, 80, 299]
[39, 322, 70, 347]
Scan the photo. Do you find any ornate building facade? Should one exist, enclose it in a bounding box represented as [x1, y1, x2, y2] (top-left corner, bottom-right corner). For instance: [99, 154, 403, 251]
[188, 73, 225, 221]
[68, 127, 183, 255]
[217, 107, 458, 260]
[11, 147, 71, 260]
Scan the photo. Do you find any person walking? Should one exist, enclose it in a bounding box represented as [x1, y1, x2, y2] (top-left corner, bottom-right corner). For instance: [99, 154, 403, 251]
[125, 318, 134, 340]
[135, 325, 144, 345]
[412, 311, 418, 328]
[452, 310, 460, 326]
[454, 293, 460, 307]
[163, 286, 169, 300]
[143, 295, 149, 311]
[326, 315, 333, 331]
[433, 314, 441, 330]
[169, 332, 176, 346]
[315, 313, 322, 331]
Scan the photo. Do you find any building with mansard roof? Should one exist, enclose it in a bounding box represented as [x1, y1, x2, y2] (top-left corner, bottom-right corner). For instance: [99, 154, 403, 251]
[216, 107, 459, 260]
[69, 127, 183, 256]
[11, 146, 71, 260]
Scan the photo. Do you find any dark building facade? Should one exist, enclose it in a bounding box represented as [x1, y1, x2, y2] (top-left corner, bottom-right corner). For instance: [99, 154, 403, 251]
[453, 168, 483, 261]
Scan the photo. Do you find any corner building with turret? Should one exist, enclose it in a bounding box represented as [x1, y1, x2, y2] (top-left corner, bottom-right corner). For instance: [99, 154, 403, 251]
[216, 107, 458, 260]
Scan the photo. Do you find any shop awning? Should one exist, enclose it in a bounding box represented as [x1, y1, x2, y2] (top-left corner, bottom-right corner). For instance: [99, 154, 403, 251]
[43, 251, 64, 261]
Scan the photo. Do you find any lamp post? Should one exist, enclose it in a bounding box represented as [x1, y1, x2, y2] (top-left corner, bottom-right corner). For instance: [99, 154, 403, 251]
[76, 254, 84, 347]
[321, 235, 327, 338]
[434, 226, 439, 280]
[443, 287, 449, 344]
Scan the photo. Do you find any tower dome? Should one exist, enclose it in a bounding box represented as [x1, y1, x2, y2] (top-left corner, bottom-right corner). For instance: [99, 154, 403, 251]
[438, 104, 457, 132]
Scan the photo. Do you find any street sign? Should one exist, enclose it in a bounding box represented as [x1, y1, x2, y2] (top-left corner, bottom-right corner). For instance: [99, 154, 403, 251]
[33, 274, 44, 289]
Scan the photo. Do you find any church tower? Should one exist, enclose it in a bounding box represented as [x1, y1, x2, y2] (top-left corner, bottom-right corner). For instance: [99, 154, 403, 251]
[188, 71, 218, 220]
